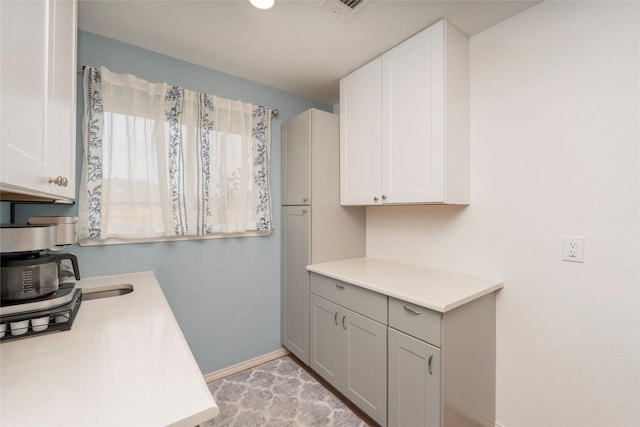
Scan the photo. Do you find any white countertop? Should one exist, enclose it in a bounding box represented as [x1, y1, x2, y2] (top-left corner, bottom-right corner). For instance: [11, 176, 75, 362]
[307, 257, 503, 312]
[1, 271, 219, 426]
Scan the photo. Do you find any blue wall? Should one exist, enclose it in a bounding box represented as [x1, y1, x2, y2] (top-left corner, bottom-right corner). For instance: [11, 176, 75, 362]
[4, 31, 331, 374]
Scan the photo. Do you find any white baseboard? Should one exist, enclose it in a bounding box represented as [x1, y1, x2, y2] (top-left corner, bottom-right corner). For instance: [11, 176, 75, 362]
[203, 348, 290, 383]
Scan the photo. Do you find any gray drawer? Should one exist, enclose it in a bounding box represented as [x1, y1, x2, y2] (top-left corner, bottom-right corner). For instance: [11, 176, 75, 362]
[389, 297, 442, 347]
[310, 273, 387, 325]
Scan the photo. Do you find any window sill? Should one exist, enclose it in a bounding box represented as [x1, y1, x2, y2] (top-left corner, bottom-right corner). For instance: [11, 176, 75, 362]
[78, 230, 272, 246]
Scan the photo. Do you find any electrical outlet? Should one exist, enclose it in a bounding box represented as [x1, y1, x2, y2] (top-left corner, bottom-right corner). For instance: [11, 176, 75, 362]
[562, 236, 584, 262]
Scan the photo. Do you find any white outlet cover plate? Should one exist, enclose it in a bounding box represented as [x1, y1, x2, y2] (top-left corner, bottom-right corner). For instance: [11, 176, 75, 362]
[562, 236, 584, 263]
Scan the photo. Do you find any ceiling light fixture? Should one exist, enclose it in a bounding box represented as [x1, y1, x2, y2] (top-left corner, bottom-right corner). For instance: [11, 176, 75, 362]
[250, 0, 274, 10]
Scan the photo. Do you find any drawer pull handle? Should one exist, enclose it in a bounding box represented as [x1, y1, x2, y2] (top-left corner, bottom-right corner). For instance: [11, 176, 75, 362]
[334, 311, 339, 325]
[335, 283, 346, 290]
[403, 305, 422, 315]
[342, 314, 347, 330]
[428, 354, 433, 375]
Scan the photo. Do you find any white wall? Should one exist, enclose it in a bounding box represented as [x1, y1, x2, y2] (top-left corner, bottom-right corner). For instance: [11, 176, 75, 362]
[367, 2, 639, 426]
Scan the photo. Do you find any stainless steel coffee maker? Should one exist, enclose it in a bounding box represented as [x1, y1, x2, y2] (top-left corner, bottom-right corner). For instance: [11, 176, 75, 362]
[0, 217, 82, 341]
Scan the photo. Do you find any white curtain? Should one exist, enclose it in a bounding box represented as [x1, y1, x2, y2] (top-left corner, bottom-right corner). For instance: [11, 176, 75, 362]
[79, 66, 272, 241]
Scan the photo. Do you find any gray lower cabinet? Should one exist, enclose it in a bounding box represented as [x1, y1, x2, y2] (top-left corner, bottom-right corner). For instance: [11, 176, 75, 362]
[342, 305, 387, 423]
[388, 328, 441, 427]
[309, 294, 341, 387]
[309, 271, 496, 427]
[309, 284, 387, 426]
[388, 296, 496, 427]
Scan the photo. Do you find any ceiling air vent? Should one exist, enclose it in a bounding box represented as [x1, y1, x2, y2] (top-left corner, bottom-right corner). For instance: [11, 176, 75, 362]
[320, 0, 369, 20]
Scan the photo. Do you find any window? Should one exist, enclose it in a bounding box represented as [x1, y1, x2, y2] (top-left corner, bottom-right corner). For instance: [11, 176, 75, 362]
[79, 67, 273, 244]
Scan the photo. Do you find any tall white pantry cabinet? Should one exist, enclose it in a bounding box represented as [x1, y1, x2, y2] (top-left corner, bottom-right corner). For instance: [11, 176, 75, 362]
[281, 109, 365, 365]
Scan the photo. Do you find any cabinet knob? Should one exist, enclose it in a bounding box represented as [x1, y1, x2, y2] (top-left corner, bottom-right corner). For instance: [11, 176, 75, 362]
[335, 283, 345, 290]
[428, 354, 433, 375]
[373, 196, 379, 202]
[48, 176, 68, 187]
[381, 194, 387, 200]
[302, 198, 309, 203]
[342, 314, 347, 330]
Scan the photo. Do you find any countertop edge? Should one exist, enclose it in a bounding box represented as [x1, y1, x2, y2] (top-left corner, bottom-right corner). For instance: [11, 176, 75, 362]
[77, 270, 157, 283]
[307, 258, 504, 313]
[169, 407, 221, 427]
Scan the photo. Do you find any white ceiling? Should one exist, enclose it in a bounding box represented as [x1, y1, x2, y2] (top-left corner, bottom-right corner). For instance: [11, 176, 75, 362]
[78, 0, 539, 105]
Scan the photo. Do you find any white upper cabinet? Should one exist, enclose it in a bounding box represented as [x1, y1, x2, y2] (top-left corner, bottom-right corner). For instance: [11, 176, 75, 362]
[1, 0, 77, 201]
[340, 19, 469, 206]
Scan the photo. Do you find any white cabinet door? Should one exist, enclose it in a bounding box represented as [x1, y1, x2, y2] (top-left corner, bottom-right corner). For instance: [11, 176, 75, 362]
[339, 58, 382, 206]
[388, 328, 441, 427]
[1, 0, 51, 194]
[342, 307, 388, 426]
[49, 0, 77, 200]
[281, 206, 311, 364]
[282, 110, 311, 205]
[309, 294, 342, 390]
[381, 21, 444, 204]
[0, 0, 76, 200]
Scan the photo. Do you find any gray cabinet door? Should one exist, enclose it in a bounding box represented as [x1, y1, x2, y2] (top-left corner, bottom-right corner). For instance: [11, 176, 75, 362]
[282, 110, 311, 205]
[309, 294, 342, 390]
[342, 307, 388, 426]
[281, 206, 311, 364]
[388, 328, 441, 427]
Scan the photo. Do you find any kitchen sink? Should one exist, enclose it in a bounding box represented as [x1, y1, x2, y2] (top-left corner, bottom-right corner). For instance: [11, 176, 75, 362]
[82, 284, 134, 301]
